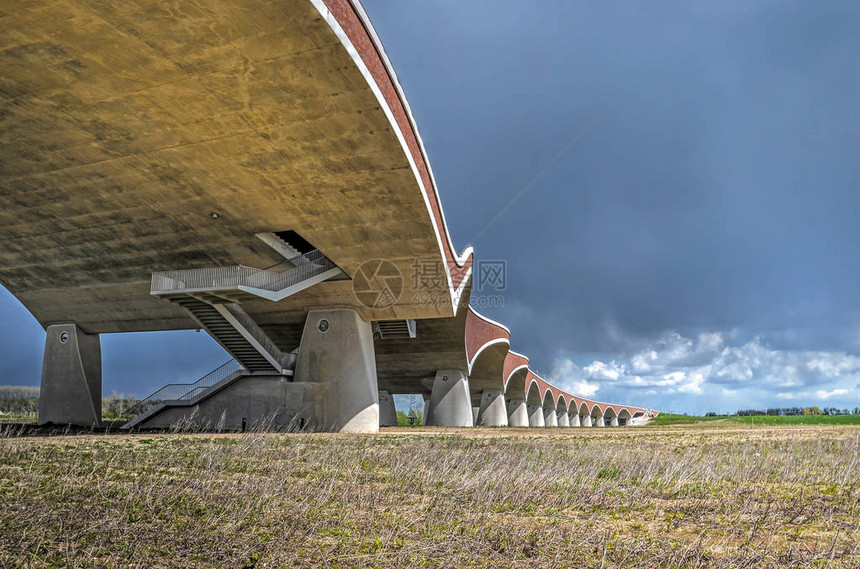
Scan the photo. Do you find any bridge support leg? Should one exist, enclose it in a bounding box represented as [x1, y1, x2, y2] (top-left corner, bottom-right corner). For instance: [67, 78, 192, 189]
[421, 393, 431, 425]
[507, 399, 528, 427]
[610, 416, 619, 427]
[378, 391, 397, 426]
[476, 389, 508, 426]
[528, 404, 545, 427]
[544, 407, 558, 427]
[38, 324, 102, 427]
[595, 415, 605, 427]
[558, 411, 570, 427]
[294, 308, 378, 433]
[425, 371, 473, 427]
[571, 413, 581, 427]
[581, 414, 592, 427]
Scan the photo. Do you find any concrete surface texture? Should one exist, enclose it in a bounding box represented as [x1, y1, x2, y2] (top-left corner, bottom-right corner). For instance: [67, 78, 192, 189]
[378, 391, 398, 427]
[38, 324, 102, 427]
[293, 308, 378, 433]
[528, 404, 545, 428]
[475, 389, 508, 427]
[425, 371, 473, 427]
[506, 399, 528, 427]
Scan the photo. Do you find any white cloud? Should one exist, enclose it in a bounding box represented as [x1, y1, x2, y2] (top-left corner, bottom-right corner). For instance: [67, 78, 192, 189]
[551, 330, 860, 409]
[815, 388, 850, 400]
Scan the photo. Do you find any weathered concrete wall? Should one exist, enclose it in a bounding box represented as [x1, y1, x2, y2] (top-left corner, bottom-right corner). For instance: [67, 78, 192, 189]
[139, 375, 319, 430]
[38, 324, 101, 427]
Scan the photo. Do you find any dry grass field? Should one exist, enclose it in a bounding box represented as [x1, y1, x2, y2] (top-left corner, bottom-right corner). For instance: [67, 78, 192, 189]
[1, 424, 858, 568]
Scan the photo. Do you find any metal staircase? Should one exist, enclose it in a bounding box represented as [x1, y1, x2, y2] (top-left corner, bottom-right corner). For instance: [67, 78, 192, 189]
[126, 238, 338, 429]
[172, 298, 289, 372]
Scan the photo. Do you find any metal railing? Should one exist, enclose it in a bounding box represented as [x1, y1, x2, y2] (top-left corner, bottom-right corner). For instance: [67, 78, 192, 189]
[151, 249, 337, 296]
[126, 359, 245, 417]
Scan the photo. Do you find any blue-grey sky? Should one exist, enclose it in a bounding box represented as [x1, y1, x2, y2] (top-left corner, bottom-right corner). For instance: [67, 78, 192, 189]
[2, 1, 859, 414]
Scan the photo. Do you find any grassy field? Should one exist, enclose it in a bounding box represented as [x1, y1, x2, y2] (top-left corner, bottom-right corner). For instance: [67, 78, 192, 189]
[1, 425, 858, 568]
[654, 413, 860, 426]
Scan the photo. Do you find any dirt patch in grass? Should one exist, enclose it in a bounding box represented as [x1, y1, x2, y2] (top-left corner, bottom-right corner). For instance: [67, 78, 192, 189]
[1, 426, 858, 567]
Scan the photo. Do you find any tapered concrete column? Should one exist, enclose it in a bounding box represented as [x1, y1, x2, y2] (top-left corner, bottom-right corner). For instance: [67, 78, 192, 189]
[422, 394, 431, 425]
[581, 414, 592, 427]
[595, 415, 605, 427]
[472, 407, 479, 425]
[543, 406, 558, 427]
[528, 404, 545, 427]
[558, 411, 570, 427]
[378, 391, 397, 426]
[570, 413, 581, 427]
[425, 371, 473, 427]
[507, 399, 529, 427]
[610, 416, 619, 427]
[294, 308, 378, 433]
[38, 324, 102, 427]
[476, 389, 508, 426]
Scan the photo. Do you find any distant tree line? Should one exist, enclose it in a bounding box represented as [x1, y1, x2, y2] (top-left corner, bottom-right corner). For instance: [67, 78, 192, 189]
[0, 386, 39, 416]
[703, 406, 860, 417]
[0, 386, 137, 419]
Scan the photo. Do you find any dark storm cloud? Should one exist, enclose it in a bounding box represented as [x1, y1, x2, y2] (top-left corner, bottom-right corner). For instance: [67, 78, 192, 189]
[1, 2, 858, 413]
[363, 0, 860, 411]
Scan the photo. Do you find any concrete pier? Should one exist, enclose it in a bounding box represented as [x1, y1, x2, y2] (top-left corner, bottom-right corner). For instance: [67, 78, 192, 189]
[378, 391, 398, 426]
[425, 371, 473, 427]
[610, 416, 619, 427]
[543, 407, 558, 427]
[594, 415, 605, 427]
[507, 399, 529, 427]
[570, 413, 581, 427]
[528, 404, 545, 427]
[476, 389, 508, 426]
[294, 308, 379, 433]
[581, 414, 592, 427]
[38, 324, 102, 427]
[558, 411, 570, 427]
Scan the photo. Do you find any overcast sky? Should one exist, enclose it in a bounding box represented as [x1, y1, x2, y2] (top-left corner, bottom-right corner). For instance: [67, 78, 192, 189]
[2, 1, 859, 414]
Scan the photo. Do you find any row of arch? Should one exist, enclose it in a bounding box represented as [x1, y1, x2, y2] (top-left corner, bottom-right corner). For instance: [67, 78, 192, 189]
[464, 307, 658, 424]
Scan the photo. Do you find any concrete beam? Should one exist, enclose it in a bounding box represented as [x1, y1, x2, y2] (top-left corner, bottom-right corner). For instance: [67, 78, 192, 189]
[528, 404, 545, 427]
[378, 391, 397, 427]
[38, 324, 101, 427]
[475, 389, 508, 427]
[293, 308, 378, 433]
[507, 399, 528, 427]
[425, 371, 473, 427]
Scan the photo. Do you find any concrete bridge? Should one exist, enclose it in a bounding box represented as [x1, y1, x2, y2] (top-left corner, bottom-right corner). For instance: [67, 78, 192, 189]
[0, 0, 656, 432]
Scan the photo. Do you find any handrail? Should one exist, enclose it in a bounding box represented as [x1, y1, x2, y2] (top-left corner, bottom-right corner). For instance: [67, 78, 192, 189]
[151, 249, 338, 297]
[126, 359, 244, 417]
